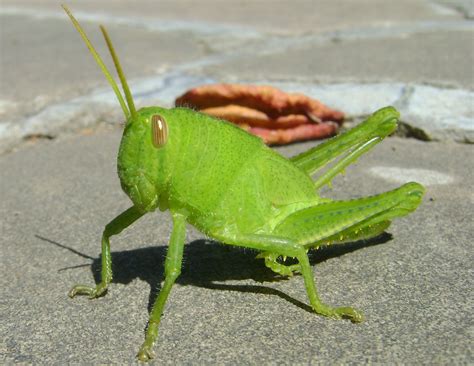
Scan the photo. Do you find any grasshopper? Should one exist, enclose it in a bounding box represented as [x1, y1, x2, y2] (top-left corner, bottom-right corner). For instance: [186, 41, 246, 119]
[63, 5, 425, 361]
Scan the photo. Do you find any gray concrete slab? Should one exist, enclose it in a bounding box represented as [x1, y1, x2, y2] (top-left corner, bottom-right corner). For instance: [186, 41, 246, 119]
[1, 131, 472, 364]
[0, 1, 473, 363]
[1, 0, 464, 34]
[200, 29, 474, 89]
[0, 13, 208, 114]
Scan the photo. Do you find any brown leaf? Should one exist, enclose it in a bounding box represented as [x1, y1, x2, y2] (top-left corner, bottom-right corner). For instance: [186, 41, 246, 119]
[247, 123, 339, 145]
[176, 83, 344, 123]
[201, 105, 312, 129]
[175, 83, 344, 144]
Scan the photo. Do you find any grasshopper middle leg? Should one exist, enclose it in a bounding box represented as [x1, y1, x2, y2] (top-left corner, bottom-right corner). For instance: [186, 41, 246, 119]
[137, 211, 187, 361]
[256, 251, 301, 276]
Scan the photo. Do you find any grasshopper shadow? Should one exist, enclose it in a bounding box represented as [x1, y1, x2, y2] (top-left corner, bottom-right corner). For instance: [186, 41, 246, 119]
[38, 234, 391, 313]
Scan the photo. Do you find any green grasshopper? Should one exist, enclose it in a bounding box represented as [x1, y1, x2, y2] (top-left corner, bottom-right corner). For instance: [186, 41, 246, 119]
[63, 5, 424, 361]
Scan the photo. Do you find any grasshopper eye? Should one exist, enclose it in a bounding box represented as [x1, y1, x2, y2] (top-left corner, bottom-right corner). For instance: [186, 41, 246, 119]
[151, 114, 169, 148]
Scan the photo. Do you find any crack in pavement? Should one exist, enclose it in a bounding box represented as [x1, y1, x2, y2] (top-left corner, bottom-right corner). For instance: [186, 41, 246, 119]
[0, 73, 472, 155]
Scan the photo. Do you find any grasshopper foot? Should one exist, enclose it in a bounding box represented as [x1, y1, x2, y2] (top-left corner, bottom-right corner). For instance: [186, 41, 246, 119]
[316, 305, 364, 323]
[333, 306, 364, 323]
[68, 283, 108, 299]
[137, 345, 155, 362]
[137, 321, 159, 362]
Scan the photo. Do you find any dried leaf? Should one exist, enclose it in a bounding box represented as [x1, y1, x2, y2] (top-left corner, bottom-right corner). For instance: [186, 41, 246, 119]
[176, 83, 344, 144]
[201, 105, 312, 129]
[176, 84, 344, 123]
[247, 123, 339, 145]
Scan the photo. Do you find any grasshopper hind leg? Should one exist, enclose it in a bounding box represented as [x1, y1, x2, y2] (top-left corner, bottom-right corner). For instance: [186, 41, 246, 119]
[274, 182, 424, 247]
[270, 182, 424, 322]
[297, 252, 364, 322]
[224, 183, 423, 323]
[308, 220, 392, 250]
[215, 233, 363, 322]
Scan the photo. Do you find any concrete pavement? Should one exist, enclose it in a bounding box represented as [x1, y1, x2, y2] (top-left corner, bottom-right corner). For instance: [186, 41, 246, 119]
[1, 0, 473, 364]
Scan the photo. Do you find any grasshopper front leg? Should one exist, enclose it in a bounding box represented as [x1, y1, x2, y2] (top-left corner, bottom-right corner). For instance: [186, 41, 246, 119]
[137, 211, 187, 361]
[69, 206, 144, 298]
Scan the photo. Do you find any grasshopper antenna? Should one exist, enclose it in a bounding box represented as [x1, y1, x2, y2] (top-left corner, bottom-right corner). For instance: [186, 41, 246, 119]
[100, 25, 137, 119]
[62, 5, 130, 120]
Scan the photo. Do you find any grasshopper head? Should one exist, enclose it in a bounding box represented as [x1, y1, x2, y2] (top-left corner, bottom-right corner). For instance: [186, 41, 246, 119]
[117, 107, 172, 212]
[63, 6, 171, 212]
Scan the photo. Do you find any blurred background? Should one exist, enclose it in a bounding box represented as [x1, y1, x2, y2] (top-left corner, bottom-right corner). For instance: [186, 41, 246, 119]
[0, 0, 472, 152]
